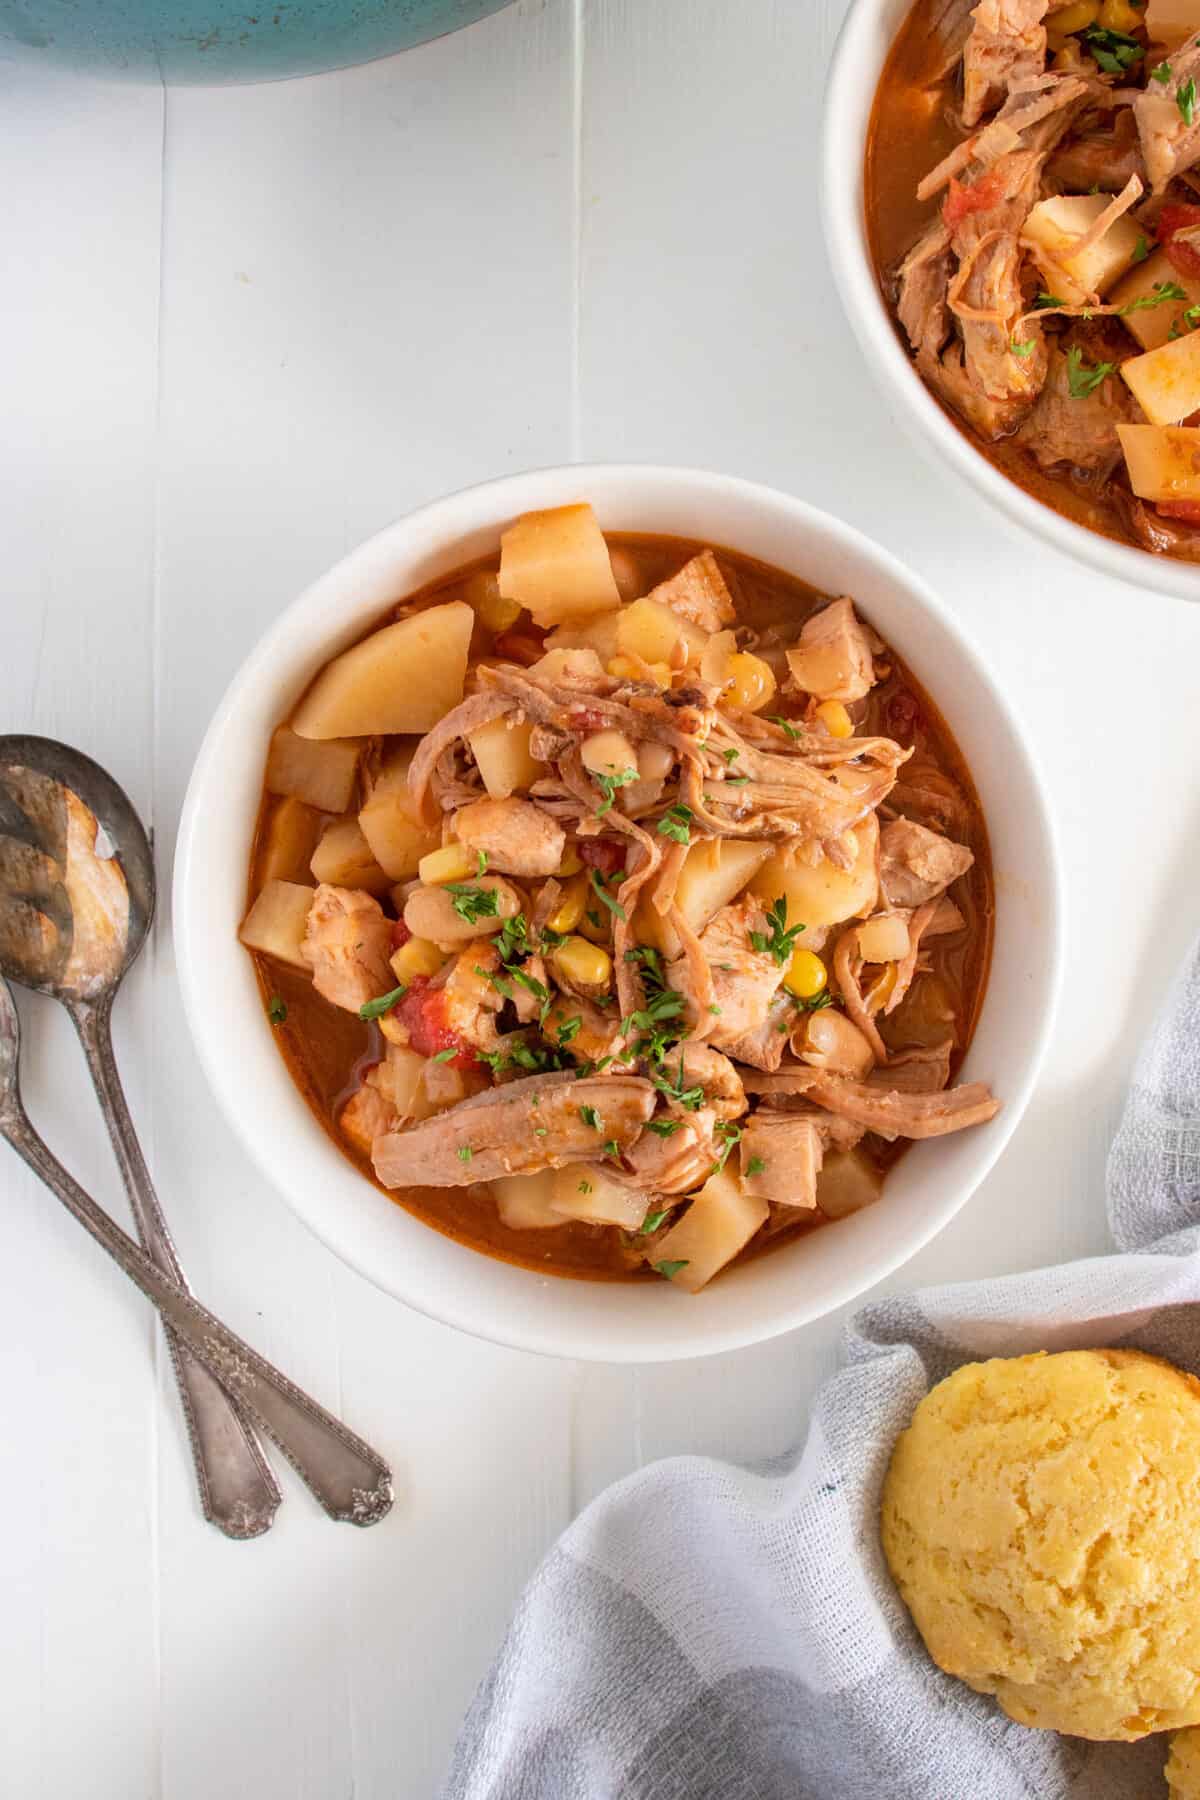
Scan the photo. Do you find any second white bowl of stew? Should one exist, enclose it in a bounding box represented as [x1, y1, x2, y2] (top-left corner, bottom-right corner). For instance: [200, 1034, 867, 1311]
[824, 0, 1200, 600]
[175, 465, 1060, 1361]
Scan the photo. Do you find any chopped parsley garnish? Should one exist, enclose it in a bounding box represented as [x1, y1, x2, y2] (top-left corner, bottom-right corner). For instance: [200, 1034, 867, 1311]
[767, 714, 801, 740]
[712, 1120, 743, 1173]
[457, 1144, 473, 1163]
[1033, 291, 1067, 309]
[640, 1207, 670, 1234]
[589, 867, 627, 921]
[509, 1040, 572, 1074]
[497, 913, 528, 963]
[446, 883, 500, 925]
[601, 1139, 622, 1162]
[795, 987, 836, 1013]
[574, 1055, 615, 1077]
[591, 765, 637, 817]
[1010, 338, 1035, 358]
[1065, 345, 1116, 399]
[267, 995, 288, 1025]
[722, 747, 740, 763]
[656, 803, 693, 845]
[626, 944, 666, 986]
[655, 1260, 689, 1281]
[476, 1047, 510, 1075]
[746, 1156, 766, 1177]
[578, 1180, 593, 1195]
[621, 986, 686, 1038]
[579, 1104, 600, 1130]
[585, 907, 603, 929]
[534, 1126, 548, 1137]
[708, 1003, 722, 1016]
[1181, 75, 1197, 127]
[359, 984, 406, 1021]
[646, 1118, 685, 1138]
[475, 849, 489, 875]
[476, 962, 514, 999]
[1152, 60, 1173, 84]
[556, 1014, 583, 1046]
[1118, 280, 1187, 315]
[1132, 233, 1151, 263]
[1081, 25, 1143, 75]
[747, 896, 806, 967]
[509, 964, 549, 1003]
[431, 1047, 458, 1063]
[725, 775, 750, 786]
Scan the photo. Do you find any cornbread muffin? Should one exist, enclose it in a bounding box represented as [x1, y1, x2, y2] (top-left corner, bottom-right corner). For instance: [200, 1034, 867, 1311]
[1168, 1729, 1200, 1798]
[881, 1348, 1200, 1741]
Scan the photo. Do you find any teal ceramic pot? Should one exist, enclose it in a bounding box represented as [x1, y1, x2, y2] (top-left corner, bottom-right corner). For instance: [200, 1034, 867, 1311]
[0, 0, 516, 82]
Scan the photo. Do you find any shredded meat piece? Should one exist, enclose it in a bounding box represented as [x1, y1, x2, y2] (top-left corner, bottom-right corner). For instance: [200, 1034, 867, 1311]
[739, 1113, 824, 1209]
[372, 1071, 655, 1187]
[678, 1042, 745, 1121]
[670, 899, 786, 1050]
[897, 220, 955, 363]
[1015, 328, 1137, 477]
[865, 1041, 954, 1095]
[786, 598, 877, 703]
[879, 817, 975, 908]
[832, 925, 890, 1065]
[961, 0, 1049, 129]
[1114, 489, 1200, 560]
[740, 1067, 999, 1139]
[300, 884, 394, 1014]
[407, 691, 516, 823]
[1135, 41, 1200, 194]
[723, 992, 794, 1073]
[885, 899, 942, 1017]
[1046, 106, 1144, 196]
[623, 1115, 718, 1195]
[340, 1082, 398, 1159]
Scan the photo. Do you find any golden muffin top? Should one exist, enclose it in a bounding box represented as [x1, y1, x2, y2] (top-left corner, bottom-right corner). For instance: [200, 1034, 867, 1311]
[881, 1348, 1200, 1742]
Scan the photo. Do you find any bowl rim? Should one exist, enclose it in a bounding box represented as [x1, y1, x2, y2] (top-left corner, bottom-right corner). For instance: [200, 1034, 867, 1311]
[174, 461, 1064, 1362]
[820, 0, 1200, 606]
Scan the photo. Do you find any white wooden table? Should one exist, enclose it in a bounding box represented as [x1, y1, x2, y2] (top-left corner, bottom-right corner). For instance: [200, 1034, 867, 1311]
[3, 3, 1200, 1793]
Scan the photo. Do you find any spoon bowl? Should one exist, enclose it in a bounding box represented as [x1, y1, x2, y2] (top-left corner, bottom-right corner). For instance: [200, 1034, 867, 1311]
[0, 734, 152, 1003]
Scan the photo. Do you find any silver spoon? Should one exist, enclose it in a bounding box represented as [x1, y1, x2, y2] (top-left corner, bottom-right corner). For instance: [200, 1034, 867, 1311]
[0, 736, 392, 1529]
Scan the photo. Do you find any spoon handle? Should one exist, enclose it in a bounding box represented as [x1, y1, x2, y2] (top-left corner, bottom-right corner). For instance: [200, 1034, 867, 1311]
[1, 1100, 393, 1525]
[69, 995, 281, 1540]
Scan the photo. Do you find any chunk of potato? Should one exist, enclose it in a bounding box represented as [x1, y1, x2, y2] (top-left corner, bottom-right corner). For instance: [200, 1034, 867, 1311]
[1121, 331, 1200, 425]
[239, 879, 314, 971]
[377, 1042, 436, 1123]
[310, 817, 391, 893]
[358, 746, 441, 879]
[617, 596, 705, 667]
[1021, 193, 1143, 305]
[857, 914, 911, 963]
[1109, 249, 1200, 352]
[651, 1169, 768, 1293]
[544, 611, 622, 664]
[498, 503, 622, 629]
[258, 795, 324, 886]
[815, 1149, 884, 1220]
[492, 1169, 563, 1230]
[1144, 0, 1197, 50]
[291, 601, 473, 738]
[638, 837, 773, 958]
[751, 814, 879, 931]
[528, 645, 605, 684]
[467, 715, 542, 799]
[550, 1165, 648, 1229]
[265, 726, 361, 812]
[1117, 423, 1200, 503]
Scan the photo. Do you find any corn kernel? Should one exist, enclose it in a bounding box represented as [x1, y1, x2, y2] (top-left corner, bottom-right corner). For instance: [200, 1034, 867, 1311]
[723, 652, 777, 713]
[783, 948, 827, 1001]
[557, 842, 583, 876]
[1098, 0, 1138, 30]
[417, 841, 477, 884]
[551, 935, 613, 990]
[391, 936, 446, 982]
[606, 655, 643, 683]
[1048, 0, 1098, 30]
[646, 662, 673, 689]
[814, 699, 854, 739]
[545, 873, 588, 935]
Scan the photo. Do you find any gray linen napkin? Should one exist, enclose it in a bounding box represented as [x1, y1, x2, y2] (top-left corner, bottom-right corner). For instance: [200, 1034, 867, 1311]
[444, 938, 1200, 1800]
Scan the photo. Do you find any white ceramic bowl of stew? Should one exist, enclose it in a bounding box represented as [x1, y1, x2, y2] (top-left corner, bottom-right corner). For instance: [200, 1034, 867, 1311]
[174, 464, 1061, 1363]
[821, 0, 1200, 604]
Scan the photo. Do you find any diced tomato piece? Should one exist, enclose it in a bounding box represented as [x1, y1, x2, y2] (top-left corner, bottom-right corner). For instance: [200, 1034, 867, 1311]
[395, 979, 478, 1070]
[577, 837, 626, 876]
[941, 169, 1005, 230]
[1157, 204, 1200, 279]
[492, 630, 546, 666]
[390, 919, 412, 950]
[1155, 499, 1200, 524]
[569, 706, 608, 732]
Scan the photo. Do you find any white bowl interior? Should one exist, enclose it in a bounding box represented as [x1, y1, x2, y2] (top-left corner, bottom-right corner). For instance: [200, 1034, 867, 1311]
[174, 465, 1062, 1362]
[821, 0, 1200, 605]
